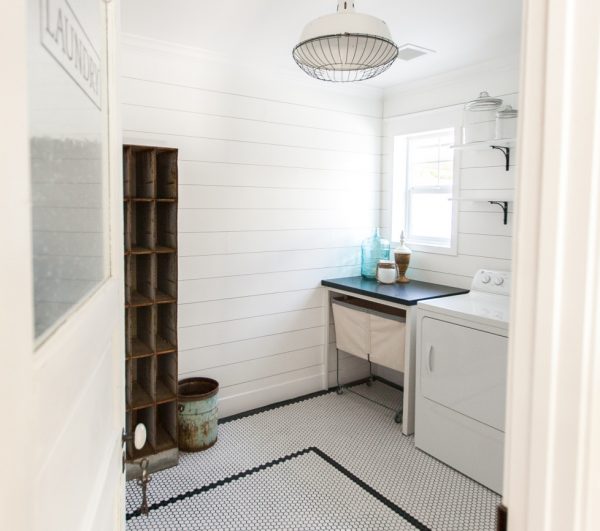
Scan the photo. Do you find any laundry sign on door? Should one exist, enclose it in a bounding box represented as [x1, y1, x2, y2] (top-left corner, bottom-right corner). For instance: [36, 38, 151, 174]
[40, 0, 102, 109]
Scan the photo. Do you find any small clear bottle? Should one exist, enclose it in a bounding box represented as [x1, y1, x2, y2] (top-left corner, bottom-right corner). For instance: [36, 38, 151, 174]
[495, 105, 518, 139]
[361, 228, 390, 279]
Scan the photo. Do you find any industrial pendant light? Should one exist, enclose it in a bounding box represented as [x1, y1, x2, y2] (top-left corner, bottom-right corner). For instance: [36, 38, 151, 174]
[293, 0, 399, 82]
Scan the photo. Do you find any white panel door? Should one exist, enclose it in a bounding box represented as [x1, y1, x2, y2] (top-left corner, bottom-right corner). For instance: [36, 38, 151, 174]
[25, 1, 124, 530]
[420, 317, 507, 431]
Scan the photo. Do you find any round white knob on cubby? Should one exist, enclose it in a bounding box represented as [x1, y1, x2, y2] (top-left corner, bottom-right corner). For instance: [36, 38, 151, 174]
[494, 277, 504, 286]
[481, 274, 491, 284]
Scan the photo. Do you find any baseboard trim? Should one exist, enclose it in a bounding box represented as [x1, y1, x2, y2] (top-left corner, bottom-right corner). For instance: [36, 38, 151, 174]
[219, 377, 372, 425]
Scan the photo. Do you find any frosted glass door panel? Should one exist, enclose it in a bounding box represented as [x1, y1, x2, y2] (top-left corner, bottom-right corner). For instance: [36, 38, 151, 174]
[28, 0, 108, 338]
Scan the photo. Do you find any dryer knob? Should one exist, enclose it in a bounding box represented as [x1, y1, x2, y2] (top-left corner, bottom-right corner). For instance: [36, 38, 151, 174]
[481, 274, 491, 284]
[494, 277, 504, 286]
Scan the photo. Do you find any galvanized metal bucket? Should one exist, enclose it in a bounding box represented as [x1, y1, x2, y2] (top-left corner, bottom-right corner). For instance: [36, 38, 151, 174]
[178, 377, 219, 452]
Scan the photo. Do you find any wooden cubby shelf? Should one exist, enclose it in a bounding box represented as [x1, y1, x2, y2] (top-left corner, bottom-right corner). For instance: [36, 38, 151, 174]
[126, 306, 154, 358]
[126, 254, 154, 307]
[156, 253, 177, 304]
[156, 303, 177, 354]
[156, 401, 178, 452]
[123, 145, 179, 479]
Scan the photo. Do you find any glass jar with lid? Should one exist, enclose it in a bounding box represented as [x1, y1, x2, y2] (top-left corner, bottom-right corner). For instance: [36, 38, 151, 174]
[463, 91, 503, 144]
[495, 105, 518, 140]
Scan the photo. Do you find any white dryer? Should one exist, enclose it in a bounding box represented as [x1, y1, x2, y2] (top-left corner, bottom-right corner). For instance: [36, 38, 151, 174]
[415, 269, 510, 494]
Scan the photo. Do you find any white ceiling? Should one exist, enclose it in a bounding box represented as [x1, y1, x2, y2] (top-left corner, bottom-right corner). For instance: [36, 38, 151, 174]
[121, 0, 523, 89]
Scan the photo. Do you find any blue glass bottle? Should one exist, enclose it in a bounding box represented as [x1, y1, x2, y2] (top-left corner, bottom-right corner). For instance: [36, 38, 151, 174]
[361, 228, 390, 279]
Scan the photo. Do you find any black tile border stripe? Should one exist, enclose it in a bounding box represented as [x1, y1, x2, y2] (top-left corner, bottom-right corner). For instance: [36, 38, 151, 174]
[127, 446, 431, 531]
[312, 447, 430, 531]
[127, 447, 313, 520]
[218, 376, 401, 425]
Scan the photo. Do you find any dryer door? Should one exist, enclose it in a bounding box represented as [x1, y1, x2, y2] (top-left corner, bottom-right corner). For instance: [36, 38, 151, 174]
[420, 317, 507, 431]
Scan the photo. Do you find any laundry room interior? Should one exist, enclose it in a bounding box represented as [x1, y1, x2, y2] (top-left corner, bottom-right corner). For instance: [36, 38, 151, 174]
[6, 0, 600, 530]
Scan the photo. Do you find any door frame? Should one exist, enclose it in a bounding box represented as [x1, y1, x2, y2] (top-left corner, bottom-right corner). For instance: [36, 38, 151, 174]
[504, 0, 600, 529]
[0, 2, 34, 529]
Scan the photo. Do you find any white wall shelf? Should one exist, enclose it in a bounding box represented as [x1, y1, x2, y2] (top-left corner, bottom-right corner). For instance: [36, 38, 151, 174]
[452, 138, 516, 171]
[452, 191, 514, 225]
[455, 190, 515, 202]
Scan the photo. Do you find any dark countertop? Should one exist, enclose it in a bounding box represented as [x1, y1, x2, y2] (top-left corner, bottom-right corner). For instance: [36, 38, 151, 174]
[321, 276, 469, 306]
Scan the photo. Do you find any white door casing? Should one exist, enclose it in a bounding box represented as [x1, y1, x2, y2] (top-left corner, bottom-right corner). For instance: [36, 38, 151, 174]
[504, 0, 600, 529]
[0, 2, 34, 530]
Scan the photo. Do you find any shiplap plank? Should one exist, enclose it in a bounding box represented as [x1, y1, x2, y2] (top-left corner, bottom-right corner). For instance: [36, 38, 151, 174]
[179, 185, 382, 211]
[179, 228, 369, 256]
[124, 131, 379, 173]
[179, 208, 380, 233]
[121, 77, 382, 136]
[406, 268, 472, 289]
[123, 105, 381, 155]
[178, 161, 381, 191]
[460, 166, 516, 190]
[180, 248, 359, 280]
[179, 328, 324, 374]
[217, 367, 324, 418]
[179, 289, 322, 328]
[218, 372, 324, 418]
[408, 252, 511, 278]
[184, 346, 323, 389]
[179, 266, 359, 304]
[458, 234, 513, 260]
[179, 308, 323, 350]
[458, 211, 514, 236]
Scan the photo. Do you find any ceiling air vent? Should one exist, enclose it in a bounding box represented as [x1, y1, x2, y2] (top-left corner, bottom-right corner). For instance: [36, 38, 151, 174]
[396, 43, 434, 61]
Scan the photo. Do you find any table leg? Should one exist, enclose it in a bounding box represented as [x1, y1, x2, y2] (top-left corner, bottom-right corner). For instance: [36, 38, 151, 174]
[402, 308, 417, 435]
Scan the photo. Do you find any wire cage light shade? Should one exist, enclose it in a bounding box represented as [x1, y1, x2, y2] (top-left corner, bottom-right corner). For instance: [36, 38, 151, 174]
[293, 0, 399, 82]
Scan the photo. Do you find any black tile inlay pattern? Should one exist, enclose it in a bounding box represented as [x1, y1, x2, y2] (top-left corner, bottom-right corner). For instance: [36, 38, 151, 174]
[127, 447, 430, 530]
[127, 380, 500, 530]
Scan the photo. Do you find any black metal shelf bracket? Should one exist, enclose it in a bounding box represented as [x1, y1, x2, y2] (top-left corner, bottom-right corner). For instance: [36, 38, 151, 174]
[489, 201, 509, 225]
[491, 145, 511, 171]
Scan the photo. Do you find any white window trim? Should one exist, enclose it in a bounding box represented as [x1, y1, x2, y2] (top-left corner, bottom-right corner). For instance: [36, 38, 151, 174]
[388, 107, 462, 256]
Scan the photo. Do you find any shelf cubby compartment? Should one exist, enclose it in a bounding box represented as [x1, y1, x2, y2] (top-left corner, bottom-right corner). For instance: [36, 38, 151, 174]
[130, 147, 156, 199]
[156, 149, 178, 200]
[156, 401, 177, 452]
[125, 410, 133, 459]
[155, 353, 177, 403]
[123, 202, 132, 250]
[123, 149, 133, 199]
[126, 306, 154, 358]
[156, 202, 177, 252]
[156, 252, 177, 303]
[156, 303, 177, 354]
[131, 406, 156, 460]
[128, 356, 155, 409]
[126, 254, 154, 307]
[129, 201, 155, 254]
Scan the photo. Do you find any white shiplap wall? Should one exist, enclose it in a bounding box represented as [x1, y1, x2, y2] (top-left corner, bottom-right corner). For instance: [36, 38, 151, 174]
[381, 58, 521, 290]
[121, 35, 382, 416]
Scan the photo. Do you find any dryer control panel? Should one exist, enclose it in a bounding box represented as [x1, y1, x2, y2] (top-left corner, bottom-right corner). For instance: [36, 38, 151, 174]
[471, 269, 511, 296]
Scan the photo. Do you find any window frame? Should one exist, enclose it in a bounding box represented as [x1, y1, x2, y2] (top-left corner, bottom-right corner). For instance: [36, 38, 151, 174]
[389, 108, 462, 256]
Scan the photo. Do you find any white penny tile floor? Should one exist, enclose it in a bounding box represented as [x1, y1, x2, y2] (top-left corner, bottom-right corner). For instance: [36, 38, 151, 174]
[126, 381, 499, 530]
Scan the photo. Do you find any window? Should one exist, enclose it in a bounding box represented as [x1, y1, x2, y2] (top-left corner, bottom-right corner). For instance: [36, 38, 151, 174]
[29, 0, 109, 340]
[391, 127, 458, 254]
